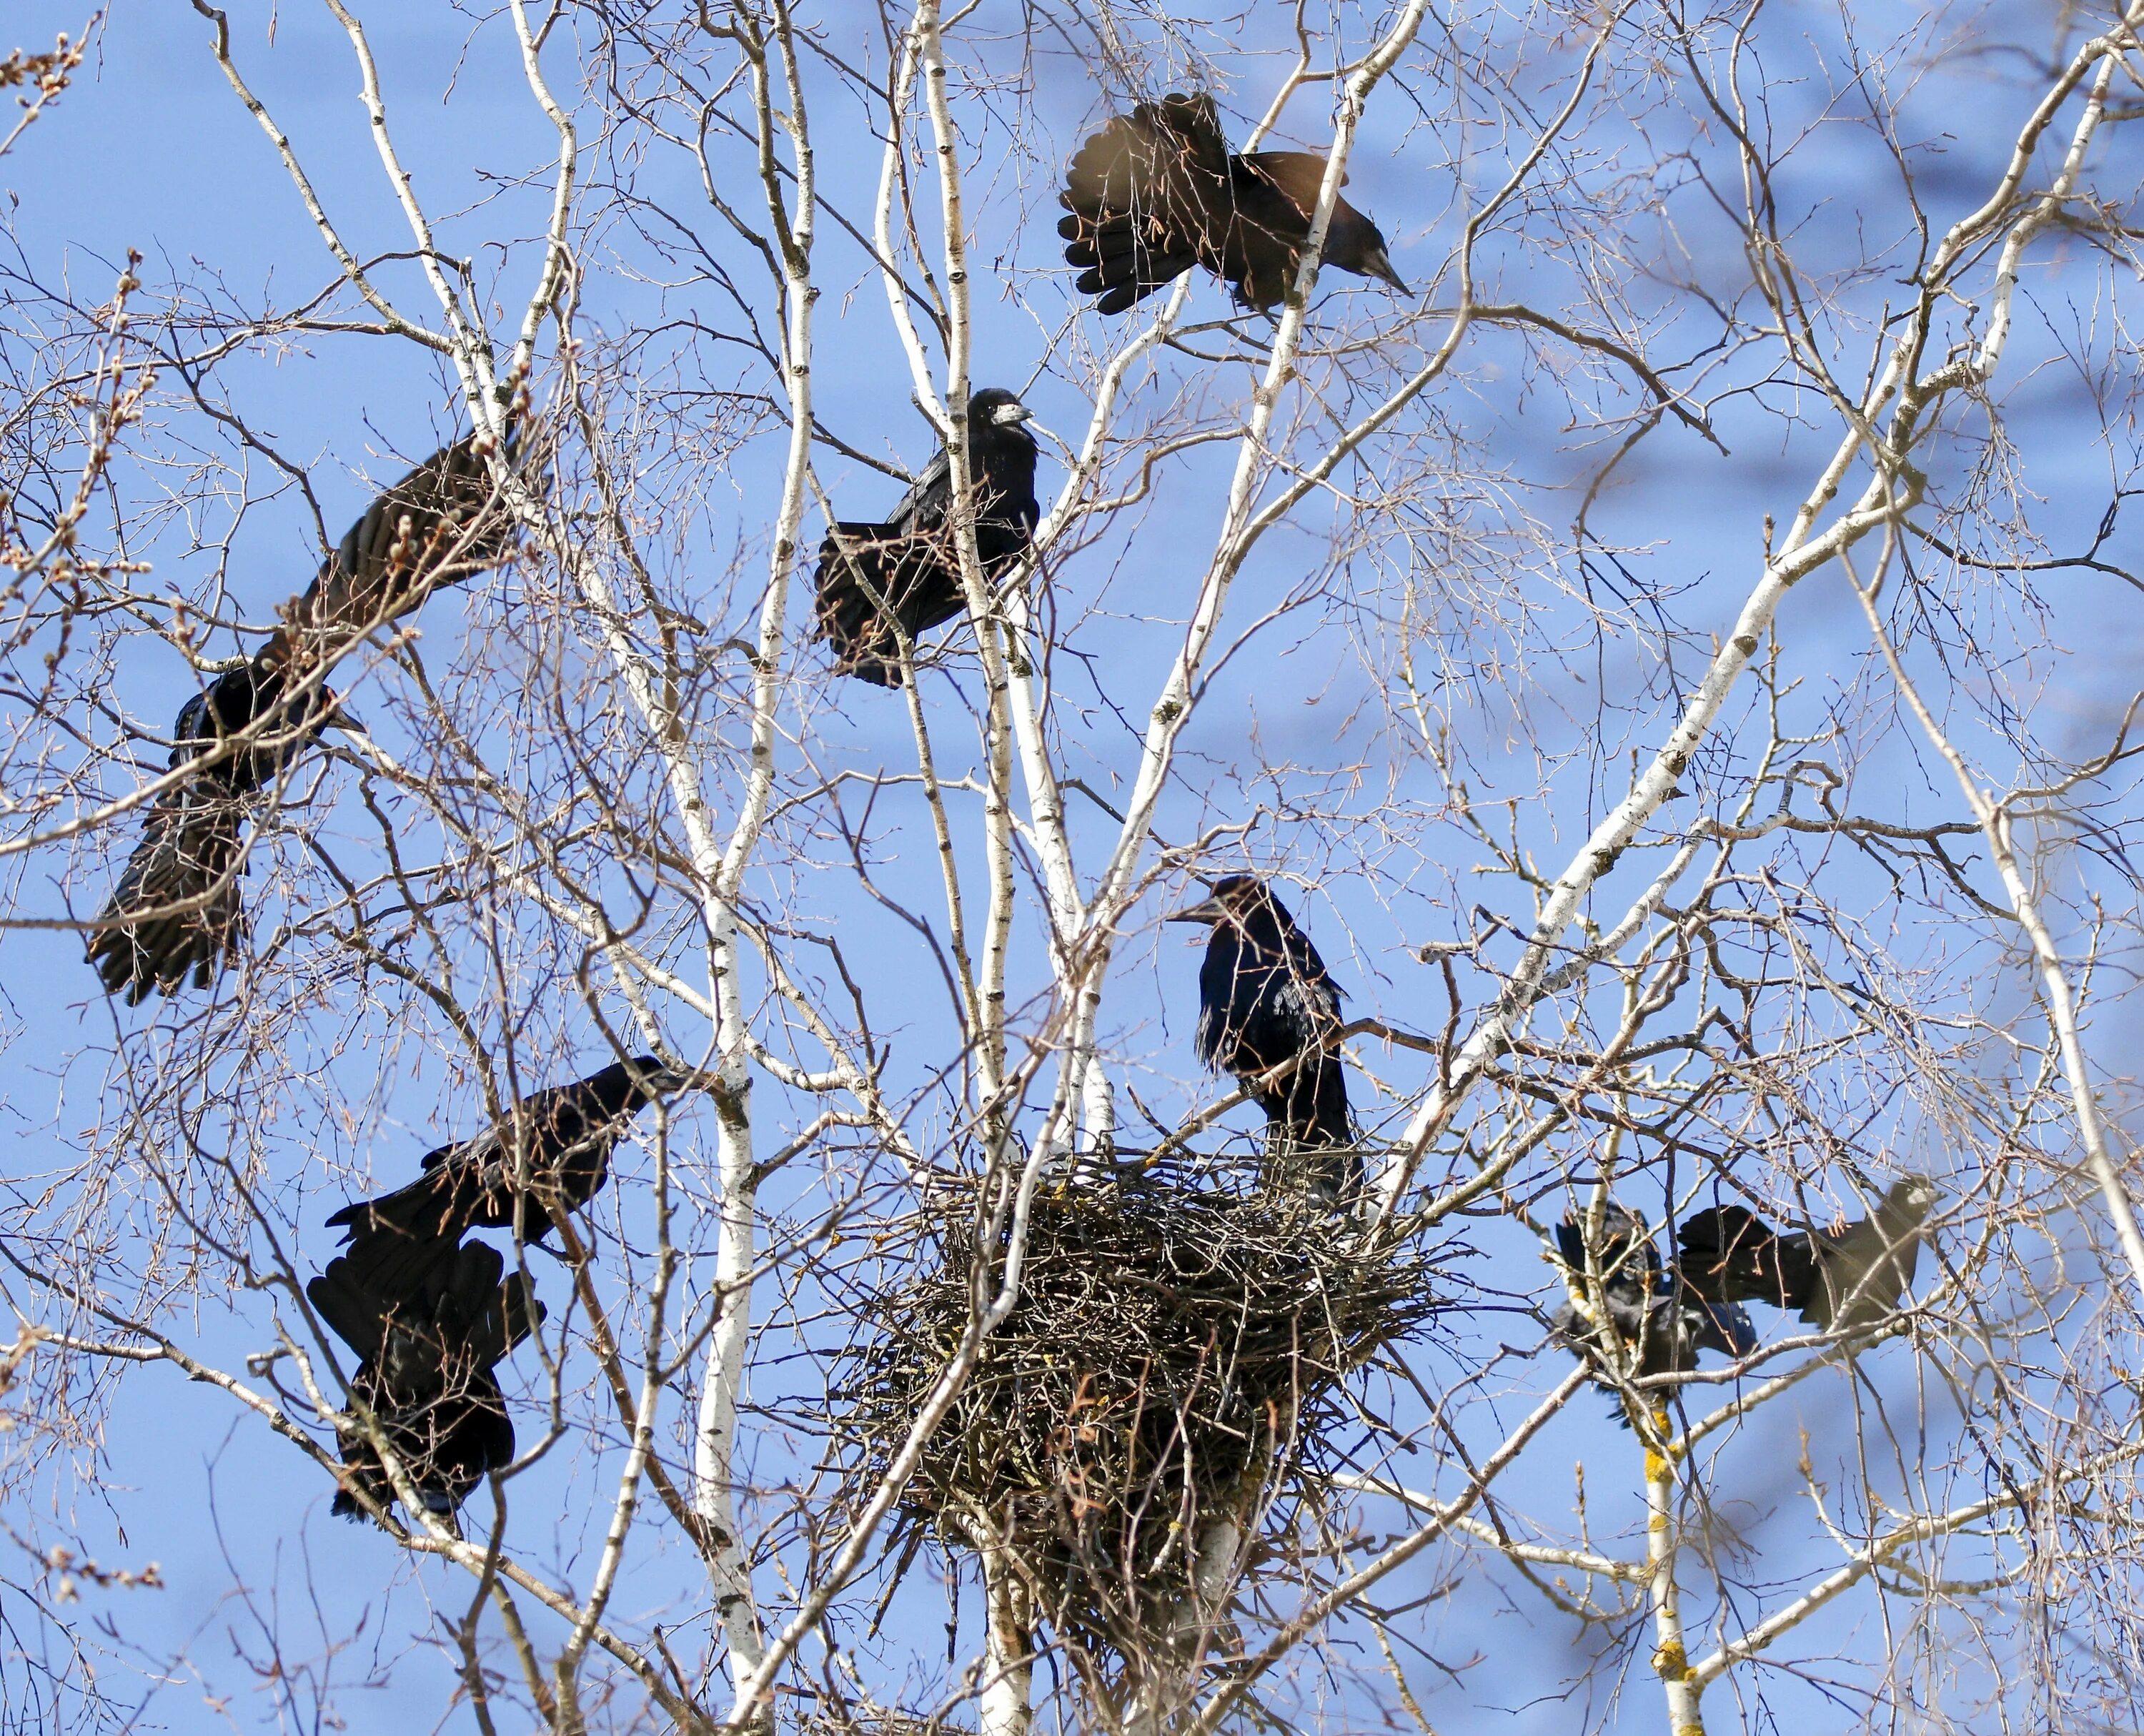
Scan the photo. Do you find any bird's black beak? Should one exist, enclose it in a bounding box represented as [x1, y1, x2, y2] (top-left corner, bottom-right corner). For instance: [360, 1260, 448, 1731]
[1360, 246, 1407, 294]
[329, 698, 367, 738]
[1166, 895, 1229, 926]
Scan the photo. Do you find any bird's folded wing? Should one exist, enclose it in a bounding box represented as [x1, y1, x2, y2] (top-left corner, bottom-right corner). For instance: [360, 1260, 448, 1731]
[885, 446, 953, 534]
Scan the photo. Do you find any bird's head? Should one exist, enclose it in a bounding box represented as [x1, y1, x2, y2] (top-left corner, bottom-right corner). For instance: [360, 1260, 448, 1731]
[969, 387, 1036, 430]
[620, 1053, 695, 1101]
[1166, 873, 1289, 933]
[1890, 1175, 1942, 1219]
[172, 663, 363, 769]
[1359, 244, 1407, 294]
[1323, 199, 1407, 295]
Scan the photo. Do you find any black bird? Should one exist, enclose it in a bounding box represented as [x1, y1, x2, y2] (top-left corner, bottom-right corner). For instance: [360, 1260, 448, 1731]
[815, 389, 1041, 687]
[1551, 1204, 1756, 1413]
[1167, 874, 1358, 1198]
[1058, 92, 1407, 314]
[87, 432, 522, 1003]
[324, 1057, 686, 1298]
[315, 1239, 545, 1523]
[87, 658, 354, 1002]
[1677, 1177, 1940, 1331]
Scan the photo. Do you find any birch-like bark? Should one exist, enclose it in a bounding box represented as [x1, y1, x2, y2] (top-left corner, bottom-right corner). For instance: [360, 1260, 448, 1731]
[1370, 7, 2144, 1219]
[1847, 541, 2144, 1309]
[286, 0, 819, 1704]
[1642, 1416, 1704, 1736]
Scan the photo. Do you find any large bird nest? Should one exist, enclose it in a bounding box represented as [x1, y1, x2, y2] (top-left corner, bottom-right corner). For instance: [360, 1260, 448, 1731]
[830, 1154, 1442, 1663]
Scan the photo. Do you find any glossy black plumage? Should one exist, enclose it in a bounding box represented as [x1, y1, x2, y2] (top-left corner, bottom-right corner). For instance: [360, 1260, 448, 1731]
[814, 389, 1041, 686]
[1677, 1177, 1938, 1331]
[324, 1058, 683, 1303]
[87, 431, 523, 1003]
[1168, 875, 1358, 1198]
[1058, 93, 1406, 314]
[314, 1239, 545, 1523]
[1551, 1204, 1756, 1416]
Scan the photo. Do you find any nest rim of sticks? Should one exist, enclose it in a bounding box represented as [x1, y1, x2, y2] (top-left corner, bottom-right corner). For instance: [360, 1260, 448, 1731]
[830, 1149, 1442, 1666]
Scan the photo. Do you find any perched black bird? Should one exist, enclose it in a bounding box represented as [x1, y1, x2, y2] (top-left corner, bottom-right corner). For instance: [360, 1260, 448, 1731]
[324, 1057, 686, 1298]
[87, 431, 523, 1003]
[1167, 874, 1358, 1198]
[1677, 1177, 1940, 1331]
[814, 389, 1041, 687]
[87, 659, 354, 1002]
[1551, 1204, 1756, 1413]
[315, 1239, 545, 1523]
[1058, 92, 1406, 314]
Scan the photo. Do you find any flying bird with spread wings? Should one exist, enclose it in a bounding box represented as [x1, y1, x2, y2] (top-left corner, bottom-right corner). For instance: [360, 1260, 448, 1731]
[1676, 1177, 1940, 1331]
[1058, 92, 1406, 314]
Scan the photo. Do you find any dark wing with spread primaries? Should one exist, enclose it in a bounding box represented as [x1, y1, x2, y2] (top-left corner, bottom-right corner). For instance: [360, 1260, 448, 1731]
[327, 1246, 545, 1524]
[294, 432, 522, 647]
[87, 790, 249, 1003]
[1059, 93, 1236, 314]
[1676, 1203, 1818, 1313]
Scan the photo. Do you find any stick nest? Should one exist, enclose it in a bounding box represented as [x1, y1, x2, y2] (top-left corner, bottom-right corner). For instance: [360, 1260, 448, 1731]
[831, 1156, 1442, 1660]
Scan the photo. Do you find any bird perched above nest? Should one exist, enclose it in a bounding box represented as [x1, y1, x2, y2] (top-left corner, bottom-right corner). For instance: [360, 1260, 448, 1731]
[814, 388, 1041, 687]
[1551, 1202, 1755, 1418]
[1168, 873, 1359, 1202]
[1058, 92, 1406, 313]
[1676, 1177, 1939, 1331]
[88, 430, 525, 1003]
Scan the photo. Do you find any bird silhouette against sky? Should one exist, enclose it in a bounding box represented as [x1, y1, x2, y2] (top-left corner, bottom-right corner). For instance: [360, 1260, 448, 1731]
[88, 431, 522, 1003]
[314, 1238, 543, 1524]
[1059, 92, 1406, 313]
[322, 1056, 685, 1301]
[87, 659, 354, 1002]
[1677, 1176, 1939, 1331]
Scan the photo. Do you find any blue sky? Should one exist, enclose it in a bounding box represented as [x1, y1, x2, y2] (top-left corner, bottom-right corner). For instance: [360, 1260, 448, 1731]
[4, 0, 2143, 1730]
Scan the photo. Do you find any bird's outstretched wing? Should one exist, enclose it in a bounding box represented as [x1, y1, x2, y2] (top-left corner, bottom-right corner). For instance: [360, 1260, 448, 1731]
[293, 432, 522, 646]
[1676, 1203, 1816, 1311]
[1059, 93, 1236, 314]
